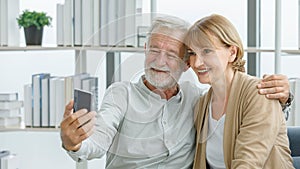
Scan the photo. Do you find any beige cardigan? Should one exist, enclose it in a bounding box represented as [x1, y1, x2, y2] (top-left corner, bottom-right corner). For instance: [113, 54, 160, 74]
[193, 71, 294, 169]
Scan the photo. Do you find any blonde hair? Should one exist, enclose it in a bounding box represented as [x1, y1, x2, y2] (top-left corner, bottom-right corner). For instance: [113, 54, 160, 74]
[185, 14, 245, 72]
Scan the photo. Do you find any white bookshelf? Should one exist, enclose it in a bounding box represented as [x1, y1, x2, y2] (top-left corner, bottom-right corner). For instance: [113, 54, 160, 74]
[0, 46, 144, 169]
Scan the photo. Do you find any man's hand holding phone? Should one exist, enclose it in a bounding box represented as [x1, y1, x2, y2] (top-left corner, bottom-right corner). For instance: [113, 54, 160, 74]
[60, 89, 97, 152]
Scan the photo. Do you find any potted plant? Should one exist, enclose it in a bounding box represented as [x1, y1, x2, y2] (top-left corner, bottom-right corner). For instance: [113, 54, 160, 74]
[16, 10, 52, 45]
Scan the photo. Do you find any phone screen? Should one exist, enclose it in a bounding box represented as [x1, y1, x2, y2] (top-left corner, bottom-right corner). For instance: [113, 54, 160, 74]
[73, 88, 92, 112]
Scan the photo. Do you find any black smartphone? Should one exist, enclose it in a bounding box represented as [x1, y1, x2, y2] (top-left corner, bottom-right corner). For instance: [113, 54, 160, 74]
[73, 88, 93, 112]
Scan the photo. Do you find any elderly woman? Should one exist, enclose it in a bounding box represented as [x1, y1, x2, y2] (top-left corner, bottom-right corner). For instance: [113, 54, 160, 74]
[185, 14, 294, 169]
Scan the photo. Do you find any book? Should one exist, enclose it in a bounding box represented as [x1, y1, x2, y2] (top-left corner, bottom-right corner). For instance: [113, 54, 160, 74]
[0, 93, 18, 101]
[6, 0, 19, 46]
[0, 101, 23, 110]
[0, 117, 21, 128]
[74, 0, 82, 46]
[32, 73, 50, 127]
[64, 75, 74, 105]
[117, 0, 126, 46]
[81, 76, 98, 111]
[0, 0, 7, 46]
[49, 77, 58, 127]
[93, 0, 100, 46]
[41, 77, 50, 127]
[124, 0, 136, 47]
[107, 0, 118, 46]
[65, 73, 90, 104]
[46, 76, 67, 127]
[0, 109, 20, 118]
[24, 84, 32, 127]
[82, 0, 93, 46]
[73, 73, 90, 89]
[100, 0, 108, 46]
[56, 3, 64, 46]
[0, 0, 19, 46]
[55, 78, 65, 127]
[0, 154, 20, 169]
[63, 0, 73, 46]
[116, 0, 137, 47]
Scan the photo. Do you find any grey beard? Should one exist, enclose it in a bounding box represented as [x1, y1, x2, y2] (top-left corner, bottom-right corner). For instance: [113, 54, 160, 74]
[144, 70, 179, 90]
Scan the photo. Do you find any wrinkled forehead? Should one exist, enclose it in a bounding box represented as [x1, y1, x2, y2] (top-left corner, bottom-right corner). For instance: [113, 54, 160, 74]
[149, 33, 183, 46]
[151, 26, 186, 44]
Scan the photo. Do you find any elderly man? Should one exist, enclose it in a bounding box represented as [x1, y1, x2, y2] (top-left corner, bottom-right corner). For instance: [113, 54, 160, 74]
[60, 16, 292, 168]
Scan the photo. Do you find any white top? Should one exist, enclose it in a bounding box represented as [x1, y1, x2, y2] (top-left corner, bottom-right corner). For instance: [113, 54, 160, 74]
[206, 99, 226, 169]
[67, 76, 205, 169]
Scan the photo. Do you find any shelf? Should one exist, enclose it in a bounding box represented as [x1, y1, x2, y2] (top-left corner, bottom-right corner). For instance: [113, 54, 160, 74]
[245, 48, 275, 53]
[3, 46, 299, 55]
[0, 46, 144, 52]
[0, 127, 59, 132]
[245, 47, 300, 55]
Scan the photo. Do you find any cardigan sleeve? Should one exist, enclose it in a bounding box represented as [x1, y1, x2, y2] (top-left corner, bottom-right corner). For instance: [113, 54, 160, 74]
[231, 80, 285, 168]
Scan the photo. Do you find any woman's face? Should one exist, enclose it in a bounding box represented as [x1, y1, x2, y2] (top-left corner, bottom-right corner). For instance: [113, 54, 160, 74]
[188, 36, 234, 85]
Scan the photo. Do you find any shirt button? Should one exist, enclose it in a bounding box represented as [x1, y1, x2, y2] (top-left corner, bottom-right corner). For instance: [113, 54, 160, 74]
[163, 121, 167, 125]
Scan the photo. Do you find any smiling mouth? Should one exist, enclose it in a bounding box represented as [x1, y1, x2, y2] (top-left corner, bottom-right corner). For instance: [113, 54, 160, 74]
[197, 68, 210, 73]
[151, 68, 169, 73]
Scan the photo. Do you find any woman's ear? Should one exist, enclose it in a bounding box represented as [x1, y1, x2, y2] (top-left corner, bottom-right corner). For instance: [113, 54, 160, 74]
[184, 62, 190, 72]
[184, 59, 191, 71]
[228, 46, 237, 62]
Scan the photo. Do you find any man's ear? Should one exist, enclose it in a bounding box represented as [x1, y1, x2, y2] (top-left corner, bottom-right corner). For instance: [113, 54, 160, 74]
[228, 46, 237, 62]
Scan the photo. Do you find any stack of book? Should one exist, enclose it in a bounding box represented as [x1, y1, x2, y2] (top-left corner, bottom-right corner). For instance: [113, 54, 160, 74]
[0, 150, 19, 169]
[0, 0, 19, 46]
[24, 72, 99, 128]
[0, 93, 23, 128]
[56, 0, 151, 47]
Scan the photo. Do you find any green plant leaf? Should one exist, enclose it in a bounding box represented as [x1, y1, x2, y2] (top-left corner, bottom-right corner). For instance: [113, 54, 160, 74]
[16, 10, 52, 29]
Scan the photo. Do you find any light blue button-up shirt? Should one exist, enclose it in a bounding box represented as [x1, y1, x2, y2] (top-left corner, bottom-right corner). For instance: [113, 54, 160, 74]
[68, 76, 204, 169]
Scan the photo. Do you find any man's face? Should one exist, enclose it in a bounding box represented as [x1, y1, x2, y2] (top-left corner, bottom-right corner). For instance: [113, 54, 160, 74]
[144, 33, 186, 89]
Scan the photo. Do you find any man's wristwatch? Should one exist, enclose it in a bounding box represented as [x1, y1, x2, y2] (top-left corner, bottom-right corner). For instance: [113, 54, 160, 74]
[282, 92, 294, 121]
[281, 92, 294, 110]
